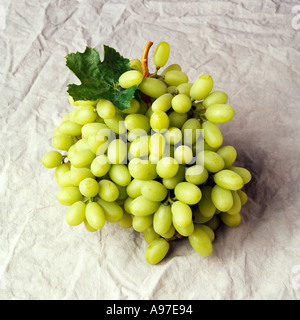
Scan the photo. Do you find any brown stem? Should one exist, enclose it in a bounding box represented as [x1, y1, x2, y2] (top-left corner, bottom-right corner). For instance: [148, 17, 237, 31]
[141, 41, 153, 78]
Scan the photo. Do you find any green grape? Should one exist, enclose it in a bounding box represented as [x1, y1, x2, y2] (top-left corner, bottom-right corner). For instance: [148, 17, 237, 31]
[141, 180, 168, 202]
[176, 83, 193, 96]
[107, 139, 127, 164]
[227, 190, 242, 215]
[59, 121, 82, 136]
[153, 204, 172, 235]
[211, 185, 233, 212]
[229, 166, 252, 184]
[237, 190, 248, 206]
[52, 134, 74, 151]
[116, 184, 128, 201]
[149, 132, 166, 158]
[173, 220, 194, 237]
[188, 224, 213, 257]
[217, 146, 237, 168]
[139, 78, 167, 98]
[84, 219, 97, 232]
[97, 198, 123, 223]
[74, 106, 97, 125]
[137, 100, 148, 115]
[79, 178, 100, 198]
[62, 113, 70, 122]
[156, 157, 179, 179]
[192, 206, 213, 224]
[57, 187, 83, 206]
[128, 158, 157, 180]
[160, 224, 176, 239]
[214, 169, 244, 190]
[109, 164, 132, 186]
[171, 201, 192, 227]
[69, 96, 98, 107]
[174, 182, 202, 205]
[181, 118, 202, 145]
[55, 163, 72, 187]
[168, 111, 188, 129]
[132, 214, 153, 232]
[144, 238, 170, 265]
[125, 114, 151, 133]
[164, 127, 182, 145]
[164, 70, 188, 86]
[152, 93, 173, 112]
[98, 179, 119, 202]
[171, 94, 192, 113]
[130, 59, 142, 73]
[118, 210, 133, 229]
[160, 64, 181, 76]
[42, 151, 63, 168]
[69, 149, 96, 168]
[122, 99, 140, 114]
[198, 186, 216, 218]
[128, 135, 149, 158]
[197, 224, 215, 242]
[143, 225, 160, 244]
[129, 195, 160, 216]
[174, 145, 193, 165]
[104, 113, 126, 134]
[205, 104, 235, 123]
[162, 165, 185, 189]
[85, 202, 106, 229]
[203, 140, 218, 152]
[90, 155, 111, 177]
[81, 123, 109, 140]
[69, 167, 95, 186]
[196, 150, 225, 173]
[220, 211, 241, 227]
[202, 120, 223, 149]
[190, 74, 213, 101]
[96, 99, 116, 119]
[167, 86, 178, 94]
[65, 201, 86, 226]
[145, 107, 154, 119]
[126, 179, 144, 198]
[185, 165, 209, 185]
[153, 41, 170, 68]
[53, 126, 62, 137]
[124, 197, 134, 213]
[203, 91, 228, 108]
[75, 139, 90, 151]
[150, 110, 169, 132]
[119, 70, 143, 88]
[204, 215, 221, 231]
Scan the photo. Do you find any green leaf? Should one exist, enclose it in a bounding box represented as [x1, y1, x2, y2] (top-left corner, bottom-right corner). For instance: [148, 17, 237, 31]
[65, 46, 137, 110]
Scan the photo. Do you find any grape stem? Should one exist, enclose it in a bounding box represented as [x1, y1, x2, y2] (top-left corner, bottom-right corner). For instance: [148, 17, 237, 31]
[141, 41, 153, 78]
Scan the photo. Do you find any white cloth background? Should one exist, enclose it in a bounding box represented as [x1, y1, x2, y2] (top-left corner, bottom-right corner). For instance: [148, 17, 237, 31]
[0, 0, 300, 300]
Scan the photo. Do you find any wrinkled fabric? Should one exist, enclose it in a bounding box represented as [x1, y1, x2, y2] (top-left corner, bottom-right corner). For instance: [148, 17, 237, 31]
[0, 0, 300, 300]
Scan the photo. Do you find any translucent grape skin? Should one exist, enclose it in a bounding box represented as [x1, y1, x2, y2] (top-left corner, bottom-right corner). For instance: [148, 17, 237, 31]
[141, 180, 168, 202]
[153, 204, 172, 235]
[153, 42, 170, 68]
[144, 238, 170, 265]
[203, 91, 228, 108]
[119, 70, 143, 89]
[79, 178, 100, 198]
[171, 201, 192, 227]
[98, 179, 119, 202]
[188, 224, 213, 257]
[85, 201, 106, 229]
[57, 187, 83, 206]
[190, 74, 213, 101]
[42, 151, 63, 168]
[213, 169, 244, 190]
[65, 201, 86, 226]
[174, 182, 202, 205]
[139, 78, 167, 98]
[205, 104, 235, 124]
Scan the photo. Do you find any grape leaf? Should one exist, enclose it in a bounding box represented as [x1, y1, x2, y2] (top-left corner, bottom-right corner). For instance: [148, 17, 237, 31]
[65, 46, 137, 110]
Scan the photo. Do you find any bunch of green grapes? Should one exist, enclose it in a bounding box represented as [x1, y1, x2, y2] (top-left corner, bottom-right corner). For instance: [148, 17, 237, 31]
[42, 42, 251, 265]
